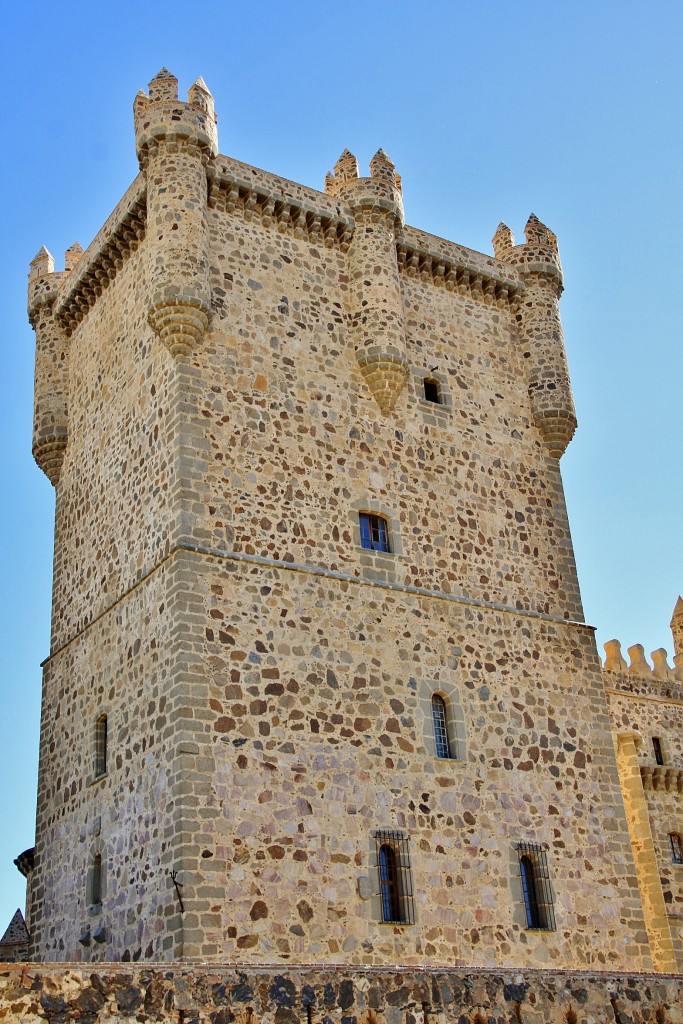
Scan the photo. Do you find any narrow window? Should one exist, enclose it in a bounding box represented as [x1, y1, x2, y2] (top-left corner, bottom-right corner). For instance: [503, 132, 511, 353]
[517, 842, 555, 930]
[652, 737, 664, 765]
[431, 694, 451, 759]
[423, 378, 441, 404]
[95, 715, 108, 777]
[378, 845, 400, 923]
[91, 853, 102, 906]
[373, 830, 414, 924]
[520, 856, 542, 928]
[359, 513, 390, 553]
[669, 833, 683, 864]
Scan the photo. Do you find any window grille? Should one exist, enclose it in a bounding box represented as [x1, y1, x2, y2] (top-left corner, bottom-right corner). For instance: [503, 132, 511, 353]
[431, 694, 452, 759]
[652, 737, 664, 765]
[423, 378, 441, 404]
[516, 842, 555, 930]
[359, 513, 391, 553]
[669, 833, 683, 864]
[372, 830, 414, 924]
[95, 715, 108, 777]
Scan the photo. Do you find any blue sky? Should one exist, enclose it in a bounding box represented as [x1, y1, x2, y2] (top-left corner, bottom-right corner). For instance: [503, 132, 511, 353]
[1, 1, 681, 934]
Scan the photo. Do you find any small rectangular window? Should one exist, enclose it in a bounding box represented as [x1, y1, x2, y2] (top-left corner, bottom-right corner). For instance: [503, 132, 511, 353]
[423, 378, 441, 404]
[359, 513, 390, 553]
[670, 833, 683, 864]
[652, 737, 664, 765]
[372, 830, 414, 924]
[516, 841, 555, 930]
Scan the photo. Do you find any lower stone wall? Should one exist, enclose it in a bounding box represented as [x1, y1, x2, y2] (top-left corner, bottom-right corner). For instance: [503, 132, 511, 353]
[0, 965, 681, 1024]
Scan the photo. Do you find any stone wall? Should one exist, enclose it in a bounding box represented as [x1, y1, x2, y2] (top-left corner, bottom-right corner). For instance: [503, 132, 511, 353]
[1, 965, 681, 1024]
[24, 70, 663, 973]
[605, 668, 683, 969]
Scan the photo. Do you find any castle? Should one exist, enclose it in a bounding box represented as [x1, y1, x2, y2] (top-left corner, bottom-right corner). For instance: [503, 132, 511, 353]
[1, 68, 681, 1020]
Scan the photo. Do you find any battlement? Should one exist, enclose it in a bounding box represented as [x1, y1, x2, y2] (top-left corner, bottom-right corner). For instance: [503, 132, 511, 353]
[492, 214, 563, 292]
[134, 68, 218, 169]
[603, 639, 680, 682]
[602, 597, 683, 684]
[24, 69, 680, 975]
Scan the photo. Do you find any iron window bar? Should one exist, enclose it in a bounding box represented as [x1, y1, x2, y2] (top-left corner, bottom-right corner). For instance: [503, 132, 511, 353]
[516, 841, 556, 931]
[372, 829, 415, 924]
[431, 694, 452, 759]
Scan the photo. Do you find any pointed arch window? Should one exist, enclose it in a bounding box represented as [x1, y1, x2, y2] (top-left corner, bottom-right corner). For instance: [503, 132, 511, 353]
[431, 694, 452, 759]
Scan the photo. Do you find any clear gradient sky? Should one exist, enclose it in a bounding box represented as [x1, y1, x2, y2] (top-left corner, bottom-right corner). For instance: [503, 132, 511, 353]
[1, 0, 681, 934]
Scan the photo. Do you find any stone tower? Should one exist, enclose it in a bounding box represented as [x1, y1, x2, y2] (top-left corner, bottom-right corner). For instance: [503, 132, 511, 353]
[24, 70, 664, 970]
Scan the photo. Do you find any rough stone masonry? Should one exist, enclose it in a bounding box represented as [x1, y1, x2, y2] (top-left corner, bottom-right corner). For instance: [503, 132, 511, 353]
[8, 67, 681, 1018]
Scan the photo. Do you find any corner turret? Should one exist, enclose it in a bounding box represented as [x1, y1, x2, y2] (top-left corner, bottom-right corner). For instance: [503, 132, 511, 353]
[134, 69, 218, 359]
[28, 246, 72, 485]
[670, 596, 683, 678]
[493, 215, 576, 458]
[325, 149, 408, 414]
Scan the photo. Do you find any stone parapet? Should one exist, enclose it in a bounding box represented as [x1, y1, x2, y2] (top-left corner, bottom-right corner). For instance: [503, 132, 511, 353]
[0, 964, 681, 1023]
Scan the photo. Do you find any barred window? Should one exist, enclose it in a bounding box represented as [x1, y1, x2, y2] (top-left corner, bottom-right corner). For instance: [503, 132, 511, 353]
[359, 513, 390, 553]
[95, 714, 108, 778]
[669, 833, 683, 864]
[431, 694, 452, 759]
[652, 737, 664, 765]
[373, 830, 414, 924]
[517, 842, 555, 930]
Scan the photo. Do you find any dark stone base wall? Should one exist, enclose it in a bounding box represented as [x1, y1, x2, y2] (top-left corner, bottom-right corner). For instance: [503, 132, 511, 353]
[0, 965, 681, 1024]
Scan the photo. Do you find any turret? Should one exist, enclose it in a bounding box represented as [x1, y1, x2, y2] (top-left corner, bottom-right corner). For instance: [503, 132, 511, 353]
[28, 246, 74, 485]
[670, 596, 683, 679]
[326, 149, 408, 413]
[134, 69, 218, 359]
[493, 215, 577, 457]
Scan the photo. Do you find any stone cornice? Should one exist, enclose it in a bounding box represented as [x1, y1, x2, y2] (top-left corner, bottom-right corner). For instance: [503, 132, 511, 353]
[397, 225, 523, 307]
[208, 157, 355, 250]
[43, 541, 593, 667]
[208, 157, 523, 308]
[53, 174, 147, 336]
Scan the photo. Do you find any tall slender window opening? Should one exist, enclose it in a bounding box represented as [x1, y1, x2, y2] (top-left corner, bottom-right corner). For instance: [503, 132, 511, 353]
[373, 830, 414, 924]
[669, 833, 683, 864]
[379, 844, 400, 923]
[431, 694, 451, 759]
[95, 715, 108, 777]
[652, 737, 664, 765]
[517, 842, 555, 930]
[520, 855, 542, 928]
[91, 853, 102, 906]
[359, 513, 390, 553]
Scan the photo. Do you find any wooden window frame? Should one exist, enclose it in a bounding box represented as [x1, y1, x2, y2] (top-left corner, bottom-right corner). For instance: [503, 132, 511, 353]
[372, 830, 414, 924]
[359, 512, 391, 553]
